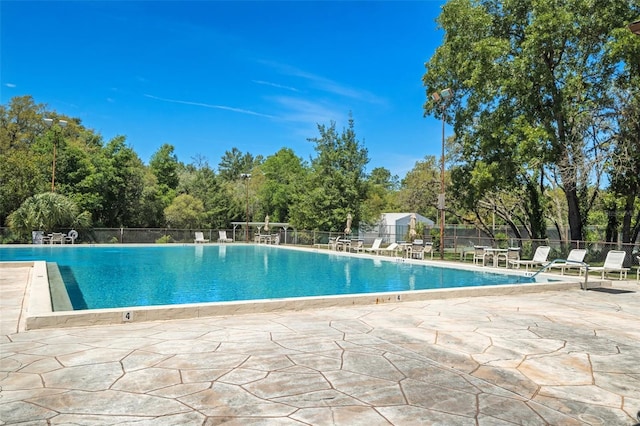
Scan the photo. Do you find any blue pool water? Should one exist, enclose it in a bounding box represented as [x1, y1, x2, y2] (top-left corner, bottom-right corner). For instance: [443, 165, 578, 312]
[1, 245, 547, 310]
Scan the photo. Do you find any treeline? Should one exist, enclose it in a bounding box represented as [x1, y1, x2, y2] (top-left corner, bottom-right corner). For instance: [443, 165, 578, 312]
[1, 84, 639, 246]
[2, 96, 437, 242]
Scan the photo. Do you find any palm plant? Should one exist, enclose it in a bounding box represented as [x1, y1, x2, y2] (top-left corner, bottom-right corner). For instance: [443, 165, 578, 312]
[7, 192, 91, 239]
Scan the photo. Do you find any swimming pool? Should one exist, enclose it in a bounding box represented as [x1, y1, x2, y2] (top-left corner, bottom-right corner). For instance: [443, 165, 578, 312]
[1, 245, 555, 311]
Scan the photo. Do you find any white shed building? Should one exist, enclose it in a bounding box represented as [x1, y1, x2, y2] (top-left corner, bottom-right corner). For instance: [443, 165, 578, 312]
[360, 212, 435, 243]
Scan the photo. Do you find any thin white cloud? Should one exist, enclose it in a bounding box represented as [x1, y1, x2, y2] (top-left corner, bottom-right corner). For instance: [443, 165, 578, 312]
[5, 83, 16, 88]
[258, 60, 385, 105]
[272, 96, 339, 125]
[252, 80, 300, 93]
[144, 94, 275, 119]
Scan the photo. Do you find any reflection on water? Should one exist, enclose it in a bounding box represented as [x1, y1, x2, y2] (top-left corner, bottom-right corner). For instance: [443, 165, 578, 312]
[0, 245, 547, 310]
[344, 262, 351, 286]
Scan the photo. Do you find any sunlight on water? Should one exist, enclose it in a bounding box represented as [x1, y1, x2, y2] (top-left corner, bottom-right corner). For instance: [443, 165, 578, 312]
[1, 245, 546, 310]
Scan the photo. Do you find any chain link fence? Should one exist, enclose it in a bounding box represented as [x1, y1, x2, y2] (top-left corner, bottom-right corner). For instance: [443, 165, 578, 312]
[1, 225, 638, 268]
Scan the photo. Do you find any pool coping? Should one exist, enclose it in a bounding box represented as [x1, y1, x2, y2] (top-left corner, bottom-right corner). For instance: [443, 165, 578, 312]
[1, 244, 609, 330]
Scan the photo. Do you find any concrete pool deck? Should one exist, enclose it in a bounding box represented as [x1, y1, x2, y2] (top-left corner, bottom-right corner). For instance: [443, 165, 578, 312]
[2, 265, 640, 425]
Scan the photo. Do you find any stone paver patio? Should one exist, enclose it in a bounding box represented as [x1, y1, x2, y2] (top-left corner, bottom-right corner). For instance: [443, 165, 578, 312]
[1, 265, 640, 425]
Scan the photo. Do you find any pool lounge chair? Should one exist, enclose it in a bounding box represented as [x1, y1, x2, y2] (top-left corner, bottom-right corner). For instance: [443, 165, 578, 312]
[194, 232, 210, 243]
[218, 230, 233, 243]
[364, 238, 384, 255]
[547, 248, 587, 275]
[508, 245, 551, 271]
[587, 250, 629, 280]
[378, 242, 401, 257]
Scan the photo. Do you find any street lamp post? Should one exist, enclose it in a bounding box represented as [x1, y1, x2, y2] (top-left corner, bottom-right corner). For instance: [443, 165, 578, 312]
[431, 88, 452, 260]
[43, 118, 68, 192]
[240, 173, 251, 242]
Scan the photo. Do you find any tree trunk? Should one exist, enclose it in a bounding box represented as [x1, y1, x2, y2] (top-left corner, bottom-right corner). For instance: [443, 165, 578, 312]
[565, 187, 583, 242]
[525, 179, 547, 240]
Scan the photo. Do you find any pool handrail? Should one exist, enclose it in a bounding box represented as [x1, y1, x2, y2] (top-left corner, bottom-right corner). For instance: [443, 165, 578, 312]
[528, 258, 589, 290]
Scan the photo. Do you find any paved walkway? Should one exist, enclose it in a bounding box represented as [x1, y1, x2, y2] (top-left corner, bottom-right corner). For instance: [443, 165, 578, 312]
[1, 266, 640, 425]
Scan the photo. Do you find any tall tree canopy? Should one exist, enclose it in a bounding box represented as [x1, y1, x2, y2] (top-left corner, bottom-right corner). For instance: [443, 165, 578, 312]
[290, 115, 369, 231]
[423, 0, 640, 242]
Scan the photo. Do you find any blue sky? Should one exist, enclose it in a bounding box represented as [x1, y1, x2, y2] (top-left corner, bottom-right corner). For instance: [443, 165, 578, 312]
[1, 1, 447, 178]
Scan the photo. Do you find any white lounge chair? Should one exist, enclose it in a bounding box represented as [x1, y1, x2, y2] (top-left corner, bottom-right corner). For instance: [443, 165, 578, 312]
[194, 232, 209, 243]
[587, 250, 629, 280]
[508, 245, 551, 271]
[379, 242, 400, 257]
[547, 249, 587, 275]
[364, 238, 384, 255]
[218, 230, 233, 243]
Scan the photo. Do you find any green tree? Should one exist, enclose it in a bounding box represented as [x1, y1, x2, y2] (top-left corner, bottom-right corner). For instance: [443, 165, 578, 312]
[217, 148, 261, 182]
[135, 170, 166, 227]
[0, 95, 45, 151]
[361, 167, 400, 223]
[178, 156, 230, 228]
[423, 0, 639, 242]
[290, 115, 369, 231]
[369, 167, 399, 191]
[7, 192, 91, 240]
[164, 194, 205, 229]
[149, 143, 180, 190]
[397, 156, 440, 220]
[0, 96, 49, 224]
[604, 22, 640, 244]
[90, 136, 146, 227]
[257, 148, 306, 222]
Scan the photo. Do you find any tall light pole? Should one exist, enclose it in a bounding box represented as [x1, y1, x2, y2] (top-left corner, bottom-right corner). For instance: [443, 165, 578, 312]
[240, 173, 251, 242]
[43, 118, 68, 192]
[431, 88, 452, 259]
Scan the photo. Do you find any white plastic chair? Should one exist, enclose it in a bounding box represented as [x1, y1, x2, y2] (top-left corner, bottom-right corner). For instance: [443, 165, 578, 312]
[508, 246, 551, 271]
[547, 249, 587, 275]
[364, 238, 384, 255]
[194, 232, 209, 243]
[588, 250, 629, 280]
[218, 230, 233, 243]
